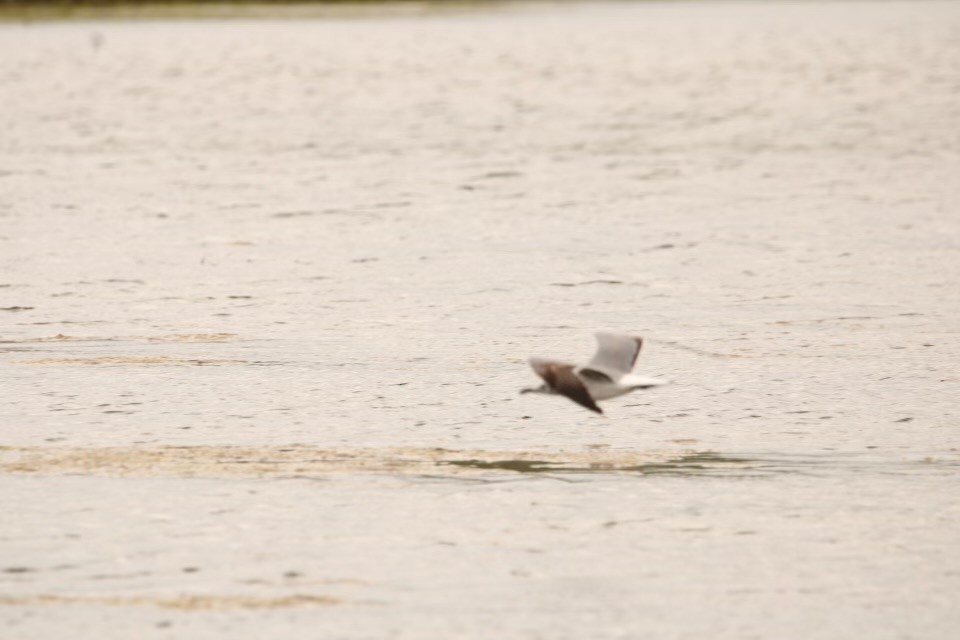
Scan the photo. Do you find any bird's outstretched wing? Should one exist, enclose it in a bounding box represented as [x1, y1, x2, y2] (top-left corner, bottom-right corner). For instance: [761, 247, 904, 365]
[529, 359, 603, 414]
[586, 333, 643, 376]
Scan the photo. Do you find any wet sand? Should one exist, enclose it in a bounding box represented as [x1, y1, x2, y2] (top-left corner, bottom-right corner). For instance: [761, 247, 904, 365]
[2, 1, 960, 638]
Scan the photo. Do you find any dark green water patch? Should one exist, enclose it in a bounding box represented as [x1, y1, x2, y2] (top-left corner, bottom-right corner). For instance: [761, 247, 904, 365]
[444, 459, 559, 473]
[620, 452, 764, 476]
[442, 452, 771, 478]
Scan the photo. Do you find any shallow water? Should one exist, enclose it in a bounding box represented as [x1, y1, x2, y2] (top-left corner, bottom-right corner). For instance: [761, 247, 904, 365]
[2, 1, 960, 638]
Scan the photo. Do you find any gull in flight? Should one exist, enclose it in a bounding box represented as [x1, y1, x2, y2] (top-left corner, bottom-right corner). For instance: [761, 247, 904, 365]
[520, 333, 667, 414]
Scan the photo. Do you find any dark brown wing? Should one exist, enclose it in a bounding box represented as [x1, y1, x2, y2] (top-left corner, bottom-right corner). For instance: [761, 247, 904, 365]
[529, 359, 603, 414]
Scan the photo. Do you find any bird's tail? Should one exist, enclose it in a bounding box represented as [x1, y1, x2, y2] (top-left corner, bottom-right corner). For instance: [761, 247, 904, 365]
[623, 375, 668, 389]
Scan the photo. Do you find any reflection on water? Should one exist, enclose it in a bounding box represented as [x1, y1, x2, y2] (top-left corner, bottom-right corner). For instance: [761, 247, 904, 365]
[442, 451, 960, 478]
[443, 452, 770, 477]
[2, 444, 957, 480]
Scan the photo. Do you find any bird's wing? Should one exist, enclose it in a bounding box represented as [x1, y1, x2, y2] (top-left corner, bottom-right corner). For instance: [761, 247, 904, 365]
[577, 367, 614, 383]
[586, 333, 643, 376]
[529, 359, 603, 414]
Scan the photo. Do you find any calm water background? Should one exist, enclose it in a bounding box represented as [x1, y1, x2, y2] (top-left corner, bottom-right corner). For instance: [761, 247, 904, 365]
[2, 1, 959, 637]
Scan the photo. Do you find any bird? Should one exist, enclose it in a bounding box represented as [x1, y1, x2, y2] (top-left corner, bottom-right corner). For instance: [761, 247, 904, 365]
[520, 333, 667, 414]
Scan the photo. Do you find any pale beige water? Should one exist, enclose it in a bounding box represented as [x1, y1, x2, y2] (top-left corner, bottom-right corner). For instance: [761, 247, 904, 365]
[1, 1, 959, 638]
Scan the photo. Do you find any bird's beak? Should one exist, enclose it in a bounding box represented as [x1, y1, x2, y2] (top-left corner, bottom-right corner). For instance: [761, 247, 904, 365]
[519, 388, 533, 395]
